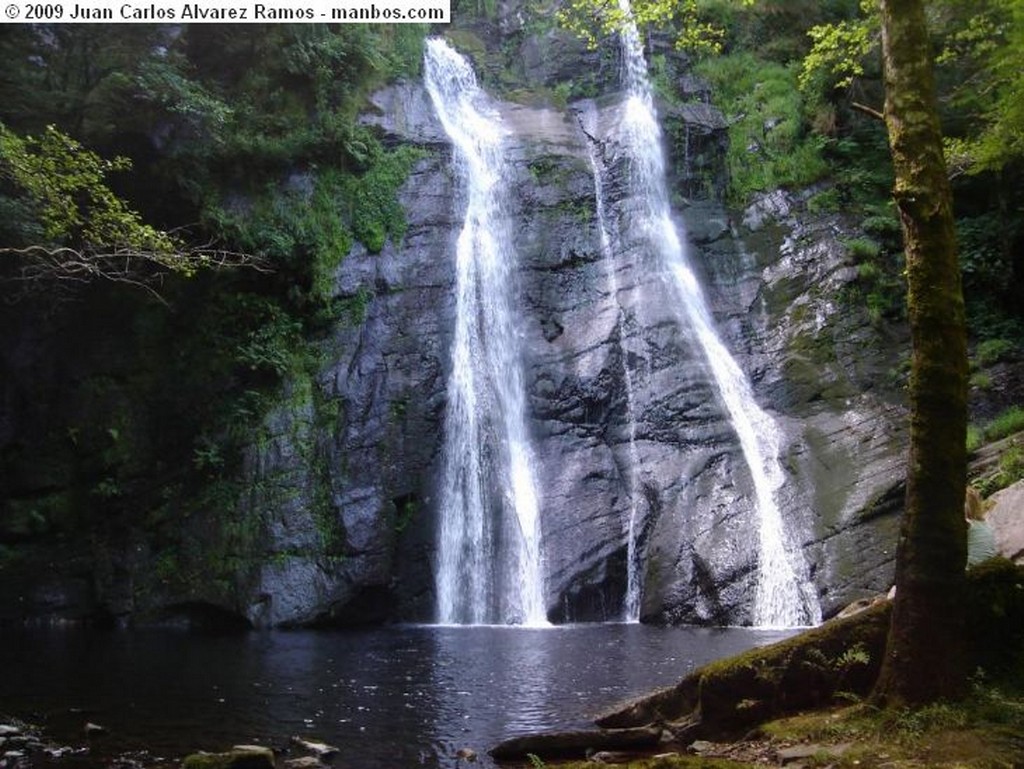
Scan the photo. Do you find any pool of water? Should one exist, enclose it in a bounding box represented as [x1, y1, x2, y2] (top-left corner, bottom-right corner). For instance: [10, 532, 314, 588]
[0, 623, 794, 767]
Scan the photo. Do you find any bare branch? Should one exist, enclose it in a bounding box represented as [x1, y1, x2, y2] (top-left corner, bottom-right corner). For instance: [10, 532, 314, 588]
[0, 242, 270, 305]
[851, 101, 886, 122]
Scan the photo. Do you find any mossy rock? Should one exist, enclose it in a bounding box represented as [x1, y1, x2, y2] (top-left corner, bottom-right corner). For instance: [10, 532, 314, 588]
[695, 604, 890, 731]
[181, 746, 275, 769]
[598, 603, 892, 736]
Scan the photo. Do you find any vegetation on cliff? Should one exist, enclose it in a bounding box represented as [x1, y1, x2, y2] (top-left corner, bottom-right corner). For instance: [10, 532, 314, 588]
[0, 24, 430, 601]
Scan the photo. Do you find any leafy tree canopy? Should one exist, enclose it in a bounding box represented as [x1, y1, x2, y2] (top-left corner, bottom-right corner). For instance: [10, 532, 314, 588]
[797, 0, 1024, 176]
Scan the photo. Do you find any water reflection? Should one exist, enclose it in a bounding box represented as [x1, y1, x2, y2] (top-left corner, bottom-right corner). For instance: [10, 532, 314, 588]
[0, 624, 794, 768]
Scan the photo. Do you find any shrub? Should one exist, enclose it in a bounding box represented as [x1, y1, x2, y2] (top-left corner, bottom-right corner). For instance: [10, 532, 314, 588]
[845, 237, 881, 261]
[976, 338, 1017, 367]
[987, 406, 1024, 443]
[695, 52, 828, 202]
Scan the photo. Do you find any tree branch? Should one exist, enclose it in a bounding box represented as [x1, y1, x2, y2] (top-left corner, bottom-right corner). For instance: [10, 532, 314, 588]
[0, 243, 270, 305]
[851, 101, 886, 122]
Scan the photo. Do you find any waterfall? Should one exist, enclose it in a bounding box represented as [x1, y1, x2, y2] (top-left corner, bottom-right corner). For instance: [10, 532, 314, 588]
[425, 38, 548, 627]
[614, 6, 822, 627]
[581, 107, 646, 623]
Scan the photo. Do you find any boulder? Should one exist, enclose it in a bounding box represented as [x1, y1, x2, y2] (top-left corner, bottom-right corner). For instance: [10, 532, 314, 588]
[986, 479, 1024, 562]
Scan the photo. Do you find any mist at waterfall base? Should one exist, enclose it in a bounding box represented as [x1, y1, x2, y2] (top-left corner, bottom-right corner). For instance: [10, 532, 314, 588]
[1, 624, 795, 768]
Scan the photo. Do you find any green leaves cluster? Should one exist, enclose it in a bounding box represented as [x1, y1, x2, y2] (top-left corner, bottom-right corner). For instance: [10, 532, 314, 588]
[799, 0, 877, 92]
[939, 0, 1024, 175]
[556, 0, 753, 54]
[0, 122, 176, 256]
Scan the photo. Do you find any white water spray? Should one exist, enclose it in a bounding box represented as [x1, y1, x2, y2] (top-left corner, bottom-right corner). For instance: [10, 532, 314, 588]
[425, 38, 548, 627]
[615, 5, 821, 626]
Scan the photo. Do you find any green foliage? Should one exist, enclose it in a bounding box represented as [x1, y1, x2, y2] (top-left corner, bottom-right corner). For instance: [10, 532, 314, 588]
[192, 435, 225, 474]
[842, 232, 905, 325]
[982, 444, 1024, 496]
[886, 701, 970, 741]
[799, 0, 877, 92]
[984, 406, 1024, 443]
[975, 338, 1017, 367]
[695, 53, 828, 201]
[338, 144, 426, 254]
[337, 286, 375, 327]
[0, 23, 432, 583]
[835, 643, 871, 669]
[967, 424, 984, 453]
[0, 123, 177, 255]
[556, 0, 749, 54]
[806, 187, 841, 213]
[845, 237, 880, 261]
[135, 58, 233, 137]
[970, 371, 993, 390]
[969, 408, 1024, 492]
[236, 306, 305, 377]
[957, 212, 1018, 302]
[938, 0, 1024, 175]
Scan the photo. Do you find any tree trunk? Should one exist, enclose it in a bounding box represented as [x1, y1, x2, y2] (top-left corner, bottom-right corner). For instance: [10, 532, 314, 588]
[871, 0, 970, 706]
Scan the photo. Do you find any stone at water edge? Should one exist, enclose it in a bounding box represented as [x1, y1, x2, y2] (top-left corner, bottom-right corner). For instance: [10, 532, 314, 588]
[688, 740, 716, 754]
[282, 757, 326, 769]
[83, 722, 108, 737]
[289, 736, 339, 759]
[454, 747, 477, 762]
[181, 745, 275, 769]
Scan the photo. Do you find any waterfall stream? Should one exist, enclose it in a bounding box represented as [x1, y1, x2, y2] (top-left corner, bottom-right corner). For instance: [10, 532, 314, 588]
[425, 38, 548, 626]
[614, 7, 822, 626]
[581, 106, 647, 623]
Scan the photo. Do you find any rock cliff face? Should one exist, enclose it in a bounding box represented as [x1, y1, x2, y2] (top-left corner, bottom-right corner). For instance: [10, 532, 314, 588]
[234, 73, 908, 626]
[0, 27, 911, 627]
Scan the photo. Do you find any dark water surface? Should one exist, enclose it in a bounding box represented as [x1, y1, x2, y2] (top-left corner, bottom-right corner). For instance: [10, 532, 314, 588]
[1, 623, 794, 767]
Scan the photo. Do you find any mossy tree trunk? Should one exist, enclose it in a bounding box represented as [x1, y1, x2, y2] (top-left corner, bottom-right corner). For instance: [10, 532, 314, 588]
[871, 0, 970, 706]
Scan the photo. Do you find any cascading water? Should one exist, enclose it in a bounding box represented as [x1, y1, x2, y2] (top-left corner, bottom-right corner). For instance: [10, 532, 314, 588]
[581, 107, 646, 623]
[614, 5, 822, 627]
[425, 38, 548, 627]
